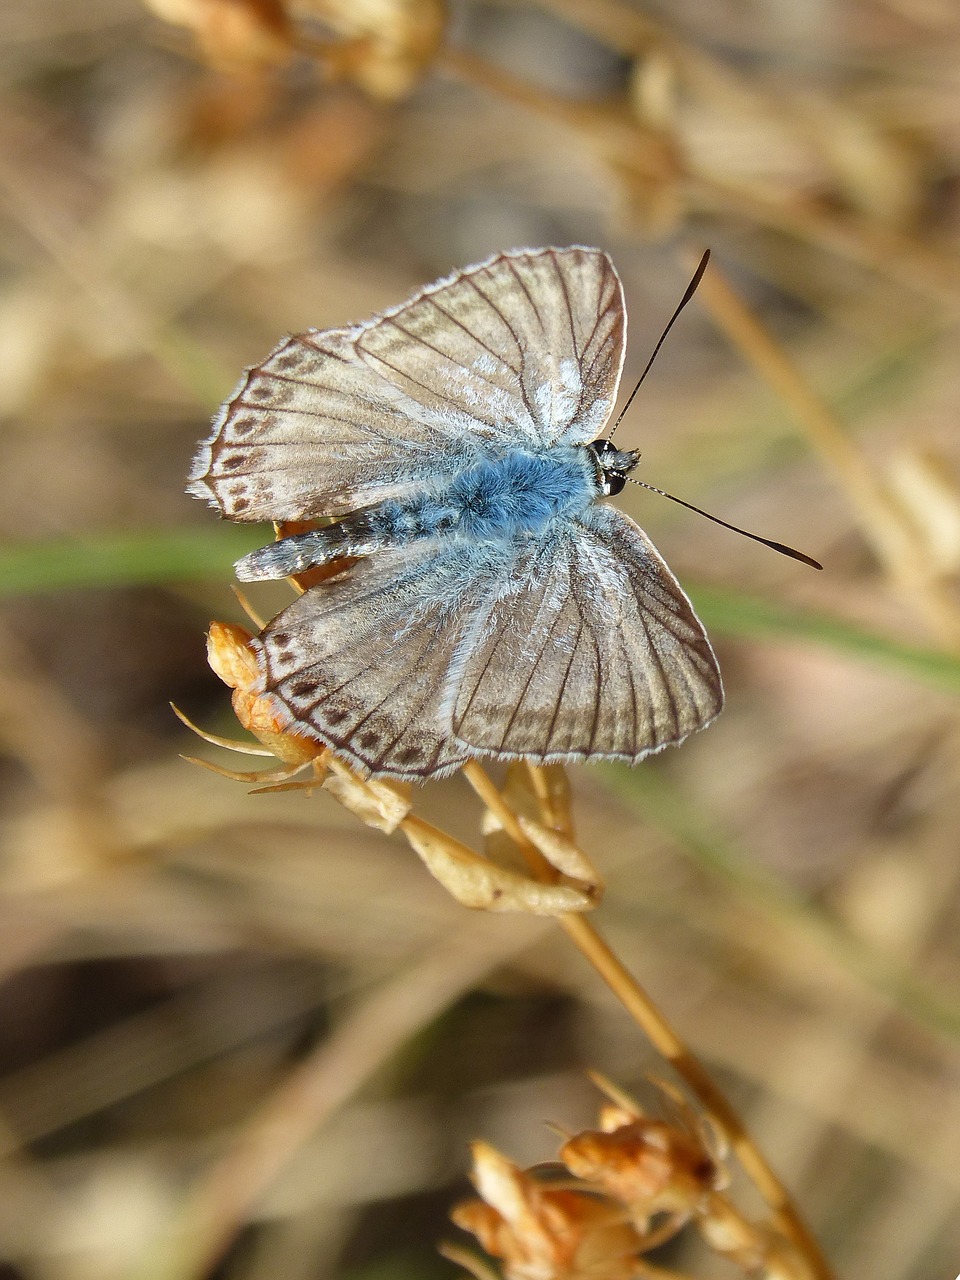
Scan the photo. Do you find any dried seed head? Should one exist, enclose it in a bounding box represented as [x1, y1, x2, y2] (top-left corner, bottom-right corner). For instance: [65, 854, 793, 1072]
[452, 1141, 643, 1280]
[560, 1117, 719, 1229]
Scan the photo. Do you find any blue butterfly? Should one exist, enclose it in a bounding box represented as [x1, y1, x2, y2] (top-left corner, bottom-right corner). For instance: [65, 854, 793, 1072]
[189, 247, 723, 778]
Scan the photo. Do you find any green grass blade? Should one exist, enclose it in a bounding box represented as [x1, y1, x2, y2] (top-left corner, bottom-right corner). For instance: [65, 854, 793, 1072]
[0, 527, 265, 596]
[2, 531, 960, 694]
[689, 583, 960, 694]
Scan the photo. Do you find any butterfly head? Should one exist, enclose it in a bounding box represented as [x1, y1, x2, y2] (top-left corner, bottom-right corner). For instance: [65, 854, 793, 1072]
[589, 439, 641, 497]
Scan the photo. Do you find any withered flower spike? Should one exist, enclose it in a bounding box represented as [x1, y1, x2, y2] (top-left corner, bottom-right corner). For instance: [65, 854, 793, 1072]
[170, 701, 277, 757]
[231, 584, 267, 631]
[180, 754, 307, 786]
[437, 1240, 503, 1280]
[453, 1140, 645, 1280]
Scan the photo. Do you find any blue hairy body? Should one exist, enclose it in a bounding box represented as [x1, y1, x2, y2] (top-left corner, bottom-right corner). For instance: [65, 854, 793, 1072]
[236, 447, 601, 580]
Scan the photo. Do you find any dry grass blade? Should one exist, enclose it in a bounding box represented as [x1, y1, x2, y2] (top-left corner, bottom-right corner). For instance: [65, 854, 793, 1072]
[125, 915, 550, 1280]
[688, 251, 960, 647]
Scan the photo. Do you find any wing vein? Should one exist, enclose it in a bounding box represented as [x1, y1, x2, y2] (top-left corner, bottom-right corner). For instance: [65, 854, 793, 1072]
[551, 252, 581, 366]
[425, 295, 522, 375]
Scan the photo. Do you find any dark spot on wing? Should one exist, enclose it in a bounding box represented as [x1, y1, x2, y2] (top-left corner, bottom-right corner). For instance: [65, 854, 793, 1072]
[272, 351, 304, 372]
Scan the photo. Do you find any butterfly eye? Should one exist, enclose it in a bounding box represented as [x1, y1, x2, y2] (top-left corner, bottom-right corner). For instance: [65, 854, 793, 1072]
[588, 440, 639, 497]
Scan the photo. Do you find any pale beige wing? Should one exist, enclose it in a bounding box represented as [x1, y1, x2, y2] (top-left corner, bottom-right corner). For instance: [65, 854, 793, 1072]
[253, 541, 511, 779]
[188, 247, 625, 522]
[450, 505, 723, 764]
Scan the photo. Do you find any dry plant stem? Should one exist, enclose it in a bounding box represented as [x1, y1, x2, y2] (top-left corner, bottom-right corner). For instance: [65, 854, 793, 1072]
[461, 764, 833, 1280]
[526, 762, 575, 838]
[462, 762, 558, 881]
[127, 915, 550, 1280]
[558, 914, 833, 1280]
[689, 252, 960, 649]
[444, 36, 960, 308]
[439, 46, 680, 185]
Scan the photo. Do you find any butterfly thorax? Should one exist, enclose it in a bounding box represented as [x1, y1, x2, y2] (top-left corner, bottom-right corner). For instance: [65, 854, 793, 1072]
[403, 447, 599, 541]
[234, 447, 609, 581]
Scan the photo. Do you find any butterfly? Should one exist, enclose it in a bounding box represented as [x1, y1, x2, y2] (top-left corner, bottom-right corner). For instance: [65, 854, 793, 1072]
[188, 247, 723, 779]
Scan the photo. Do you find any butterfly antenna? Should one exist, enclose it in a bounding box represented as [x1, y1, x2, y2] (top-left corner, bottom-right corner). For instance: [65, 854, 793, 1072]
[608, 249, 711, 441]
[626, 477, 823, 570]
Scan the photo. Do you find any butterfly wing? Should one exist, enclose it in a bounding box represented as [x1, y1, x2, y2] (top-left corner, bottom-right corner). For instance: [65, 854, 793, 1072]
[450, 504, 723, 763]
[188, 247, 625, 522]
[253, 541, 511, 779]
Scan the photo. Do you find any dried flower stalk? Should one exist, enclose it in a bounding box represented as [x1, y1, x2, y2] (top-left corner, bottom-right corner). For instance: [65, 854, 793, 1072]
[182, 592, 835, 1280]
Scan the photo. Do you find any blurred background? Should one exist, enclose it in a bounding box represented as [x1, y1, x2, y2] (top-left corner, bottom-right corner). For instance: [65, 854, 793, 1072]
[1, 1, 959, 1277]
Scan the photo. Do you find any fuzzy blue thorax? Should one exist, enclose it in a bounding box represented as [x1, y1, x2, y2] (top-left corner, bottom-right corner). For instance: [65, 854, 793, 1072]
[373, 447, 598, 544]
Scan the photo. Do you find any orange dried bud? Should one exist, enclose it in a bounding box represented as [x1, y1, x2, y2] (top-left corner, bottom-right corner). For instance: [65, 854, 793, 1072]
[206, 620, 259, 687]
[559, 1116, 718, 1229]
[206, 621, 321, 765]
[144, 0, 293, 69]
[297, 0, 447, 100]
[451, 1141, 642, 1280]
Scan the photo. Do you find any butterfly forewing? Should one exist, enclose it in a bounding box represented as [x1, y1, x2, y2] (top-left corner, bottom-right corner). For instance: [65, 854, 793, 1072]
[357, 247, 625, 448]
[188, 247, 626, 522]
[189, 328, 447, 522]
[450, 505, 723, 764]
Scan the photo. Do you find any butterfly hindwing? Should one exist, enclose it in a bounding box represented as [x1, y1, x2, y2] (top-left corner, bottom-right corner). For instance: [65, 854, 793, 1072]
[187, 247, 625, 522]
[254, 542, 510, 778]
[450, 504, 723, 764]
